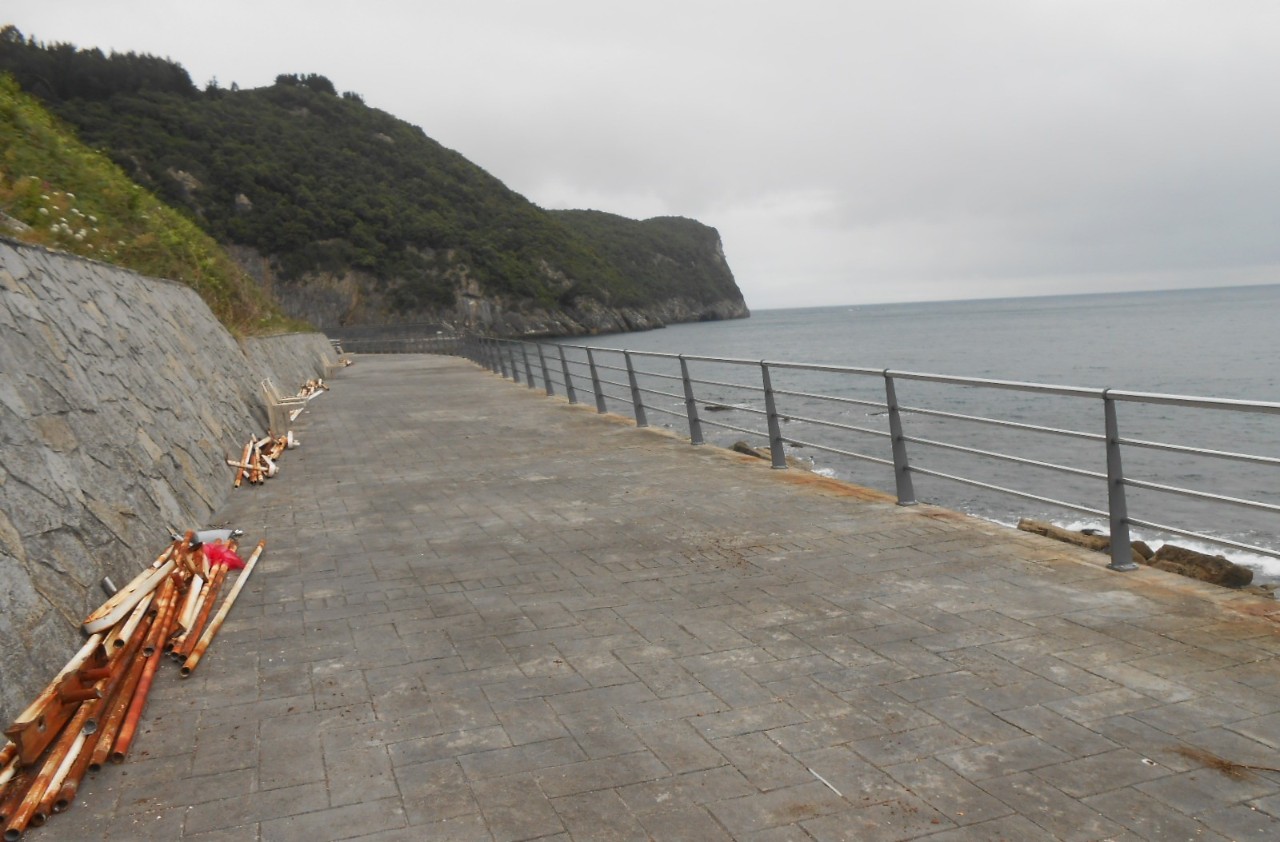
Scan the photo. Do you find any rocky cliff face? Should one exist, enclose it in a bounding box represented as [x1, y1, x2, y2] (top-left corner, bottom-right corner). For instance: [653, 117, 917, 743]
[233, 220, 752, 338]
[451, 292, 750, 338]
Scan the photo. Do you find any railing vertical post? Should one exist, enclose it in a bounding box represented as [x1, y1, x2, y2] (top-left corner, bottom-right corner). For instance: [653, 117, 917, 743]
[488, 338, 500, 374]
[624, 351, 649, 427]
[559, 346, 578, 405]
[586, 348, 607, 413]
[520, 344, 536, 389]
[884, 371, 917, 505]
[507, 343, 520, 383]
[536, 344, 555, 397]
[679, 355, 704, 445]
[1104, 391, 1138, 571]
[761, 362, 788, 469]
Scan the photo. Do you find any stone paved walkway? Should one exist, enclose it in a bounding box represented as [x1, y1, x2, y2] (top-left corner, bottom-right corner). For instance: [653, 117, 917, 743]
[39, 354, 1280, 841]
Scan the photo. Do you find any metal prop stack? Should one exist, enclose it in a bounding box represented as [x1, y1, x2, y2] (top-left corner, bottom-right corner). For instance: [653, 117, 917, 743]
[0, 534, 266, 840]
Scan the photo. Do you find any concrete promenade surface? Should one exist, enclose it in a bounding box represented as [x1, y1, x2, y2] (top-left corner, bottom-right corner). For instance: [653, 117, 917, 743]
[40, 354, 1280, 841]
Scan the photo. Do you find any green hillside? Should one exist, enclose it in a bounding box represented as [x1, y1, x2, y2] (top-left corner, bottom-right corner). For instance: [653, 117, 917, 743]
[0, 27, 748, 332]
[0, 73, 293, 334]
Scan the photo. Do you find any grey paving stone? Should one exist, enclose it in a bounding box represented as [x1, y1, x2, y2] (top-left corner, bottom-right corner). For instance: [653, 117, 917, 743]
[979, 774, 1135, 841]
[550, 789, 651, 841]
[706, 781, 847, 836]
[1033, 748, 1175, 798]
[471, 772, 565, 842]
[801, 795, 955, 840]
[883, 757, 1014, 826]
[936, 734, 1071, 781]
[259, 797, 407, 842]
[31, 355, 1280, 842]
[1084, 787, 1232, 841]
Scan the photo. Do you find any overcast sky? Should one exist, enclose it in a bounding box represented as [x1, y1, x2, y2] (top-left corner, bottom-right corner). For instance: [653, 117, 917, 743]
[7, 1, 1280, 309]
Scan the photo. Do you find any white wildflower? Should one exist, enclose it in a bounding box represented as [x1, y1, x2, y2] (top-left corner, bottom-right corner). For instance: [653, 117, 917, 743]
[38, 207, 49, 215]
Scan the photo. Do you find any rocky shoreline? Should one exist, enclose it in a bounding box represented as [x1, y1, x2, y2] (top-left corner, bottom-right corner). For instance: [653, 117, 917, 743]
[1017, 518, 1275, 597]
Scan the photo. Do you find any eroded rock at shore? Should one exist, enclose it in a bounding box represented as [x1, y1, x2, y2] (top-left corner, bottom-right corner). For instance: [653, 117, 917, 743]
[1017, 519, 1146, 566]
[1148, 544, 1254, 588]
[1016, 519, 1259, 590]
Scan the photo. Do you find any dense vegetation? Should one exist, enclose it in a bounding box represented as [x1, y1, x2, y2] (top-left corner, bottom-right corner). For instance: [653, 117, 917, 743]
[552, 210, 742, 305]
[0, 27, 746, 328]
[0, 73, 295, 334]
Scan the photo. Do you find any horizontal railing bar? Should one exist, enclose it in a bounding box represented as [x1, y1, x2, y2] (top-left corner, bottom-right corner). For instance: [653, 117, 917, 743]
[1125, 517, 1280, 559]
[773, 388, 886, 410]
[781, 413, 891, 439]
[781, 437, 895, 467]
[631, 369, 684, 383]
[902, 435, 1107, 480]
[595, 363, 629, 374]
[598, 390, 630, 405]
[680, 353, 767, 366]
[554, 345, 743, 365]
[699, 417, 769, 438]
[1122, 478, 1280, 514]
[898, 404, 1104, 441]
[909, 466, 1109, 519]
[688, 376, 764, 393]
[1118, 437, 1280, 467]
[762, 360, 886, 377]
[597, 377, 630, 391]
[645, 404, 688, 420]
[885, 370, 1102, 399]
[1108, 390, 1280, 414]
[539, 346, 1280, 415]
[637, 386, 686, 402]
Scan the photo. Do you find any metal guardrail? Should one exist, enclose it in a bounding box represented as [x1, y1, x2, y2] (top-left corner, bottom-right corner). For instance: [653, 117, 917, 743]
[459, 336, 1280, 571]
[327, 336, 461, 355]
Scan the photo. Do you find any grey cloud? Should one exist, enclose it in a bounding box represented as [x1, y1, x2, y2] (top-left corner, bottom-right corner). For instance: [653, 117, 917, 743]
[7, 0, 1280, 307]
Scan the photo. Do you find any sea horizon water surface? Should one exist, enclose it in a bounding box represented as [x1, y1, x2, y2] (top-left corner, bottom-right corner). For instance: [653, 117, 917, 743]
[579, 283, 1280, 583]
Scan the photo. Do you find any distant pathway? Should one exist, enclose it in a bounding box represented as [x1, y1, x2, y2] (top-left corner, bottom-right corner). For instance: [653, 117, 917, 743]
[43, 354, 1280, 841]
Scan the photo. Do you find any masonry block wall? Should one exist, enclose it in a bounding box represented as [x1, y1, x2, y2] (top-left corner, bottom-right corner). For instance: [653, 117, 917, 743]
[0, 237, 336, 723]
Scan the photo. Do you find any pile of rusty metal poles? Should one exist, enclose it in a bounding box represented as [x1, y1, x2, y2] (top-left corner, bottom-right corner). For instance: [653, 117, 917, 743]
[0, 535, 265, 840]
[228, 431, 295, 488]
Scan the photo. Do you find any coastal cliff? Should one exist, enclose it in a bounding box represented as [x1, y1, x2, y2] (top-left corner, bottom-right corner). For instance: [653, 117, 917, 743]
[0, 34, 751, 338]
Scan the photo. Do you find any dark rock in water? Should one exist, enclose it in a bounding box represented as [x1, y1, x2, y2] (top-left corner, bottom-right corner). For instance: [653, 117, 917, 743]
[732, 441, 769, 459]
[1149, 544, 1254, 588]
[705, 404, 734, 412]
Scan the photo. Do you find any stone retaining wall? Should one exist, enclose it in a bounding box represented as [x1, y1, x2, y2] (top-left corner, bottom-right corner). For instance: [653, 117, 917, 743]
[0, 238, 336, 724]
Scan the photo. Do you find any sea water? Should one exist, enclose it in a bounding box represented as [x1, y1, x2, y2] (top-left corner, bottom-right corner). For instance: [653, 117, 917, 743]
[580, 284, 1280, 582]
